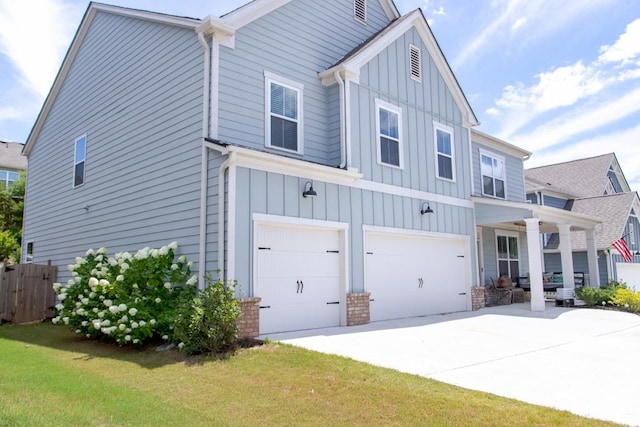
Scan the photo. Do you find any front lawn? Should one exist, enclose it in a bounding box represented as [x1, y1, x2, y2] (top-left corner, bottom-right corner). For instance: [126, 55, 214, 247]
[0, 323, 616, 426]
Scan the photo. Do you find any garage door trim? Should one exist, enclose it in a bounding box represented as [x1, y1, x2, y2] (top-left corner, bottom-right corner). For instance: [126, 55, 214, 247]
[252, 213, 350, 328]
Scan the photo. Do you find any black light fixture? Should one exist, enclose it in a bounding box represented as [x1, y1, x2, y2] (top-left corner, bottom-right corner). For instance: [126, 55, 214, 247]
[420, 201, 434, 215]
[302, 181, 317, 198]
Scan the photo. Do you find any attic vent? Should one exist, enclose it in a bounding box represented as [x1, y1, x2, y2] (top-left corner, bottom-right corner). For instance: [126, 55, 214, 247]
[410, 44, 421, 81]
[354, 0, 366, 23]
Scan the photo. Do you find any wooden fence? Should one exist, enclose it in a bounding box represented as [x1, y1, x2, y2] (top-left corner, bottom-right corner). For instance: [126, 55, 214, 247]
[0, 263, 57, 324]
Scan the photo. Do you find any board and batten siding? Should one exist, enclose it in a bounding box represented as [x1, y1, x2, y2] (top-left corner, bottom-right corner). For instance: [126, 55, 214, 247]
[350, 27, 471, 200]
[480, 227, 529, 286]
[217, 0, 391, 165]
[471, 142, 526, 202]
[204, 151, 228, 274]
[22, 11, 204, 283]
[230, 166, 476, 296]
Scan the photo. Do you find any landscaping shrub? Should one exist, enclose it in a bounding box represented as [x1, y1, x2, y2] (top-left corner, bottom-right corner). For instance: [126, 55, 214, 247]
[611, 287, 640, 312]
[575, 284, 618, 306]
[174, 273, 241, 355]
[52, 243, 197, 345]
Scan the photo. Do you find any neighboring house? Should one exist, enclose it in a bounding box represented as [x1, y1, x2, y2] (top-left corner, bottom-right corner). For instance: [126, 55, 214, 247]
[0, 141, 26, 190]
[526, 153, 640, 288]
[21, 0, 600, 334]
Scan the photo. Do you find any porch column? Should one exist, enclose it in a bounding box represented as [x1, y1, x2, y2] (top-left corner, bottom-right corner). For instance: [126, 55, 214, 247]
[525, 218, 545, 311]
[558, 223, 575, 292]
[585, 229, 601, 287]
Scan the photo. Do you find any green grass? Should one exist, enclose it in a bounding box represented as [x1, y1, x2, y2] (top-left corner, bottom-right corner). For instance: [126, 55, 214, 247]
[0, 323, 617, 426]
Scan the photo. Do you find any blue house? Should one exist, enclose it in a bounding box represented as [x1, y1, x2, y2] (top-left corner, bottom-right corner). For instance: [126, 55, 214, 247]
[526, 153, 640, 289]
[22, 0, 602, 334]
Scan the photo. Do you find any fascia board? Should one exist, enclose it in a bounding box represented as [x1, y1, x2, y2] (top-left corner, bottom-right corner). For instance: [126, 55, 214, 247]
[221, 0, 291, 29]
[379, 0, 401, 20]
[91, 3, 200, 28]
[471, 129, 531, 159]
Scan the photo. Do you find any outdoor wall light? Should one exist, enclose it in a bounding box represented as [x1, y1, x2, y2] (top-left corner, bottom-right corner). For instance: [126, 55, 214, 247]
[302, 181, 317, 198]
[420, 201, 434, 215]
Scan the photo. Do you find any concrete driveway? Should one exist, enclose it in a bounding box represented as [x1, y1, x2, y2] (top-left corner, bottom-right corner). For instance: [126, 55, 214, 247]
[262, 303, 640, 426]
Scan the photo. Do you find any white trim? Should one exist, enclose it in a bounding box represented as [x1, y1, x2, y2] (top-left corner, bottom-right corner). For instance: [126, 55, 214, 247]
[264, 71, 304, 155]
[433, 121, 455, 182]
[476, 226, 484, 286]
[93, 3, 200, 28]
[409, 44, 421, 82]
[72, 134, 87, 188]
[479, 149, 507, 200]
[252, 213, 350, 326]
[222, 0, 292, 29]
[227, 163, 238, 281]
[471, 129, 531, 159]
[494, 229, 520, 279]
[363, 224, 471, 242]
[224, 144, 474, 209]
[375, 98, 404, 169]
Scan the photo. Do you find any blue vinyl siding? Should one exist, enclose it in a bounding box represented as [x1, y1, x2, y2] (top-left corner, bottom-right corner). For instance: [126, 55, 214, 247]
[22, 11, 203, 283]
[232, 166, 476, 296]
[350, 27, 471, 198]
[542, 195, 568, 210]
[471, 142, 526, 202]
[217, 0, 390, 165]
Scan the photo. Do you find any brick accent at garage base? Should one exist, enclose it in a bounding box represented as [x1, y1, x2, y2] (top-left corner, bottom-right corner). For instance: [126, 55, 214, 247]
[347, 293, 370, 326]
[471, 287, 485, 310]
[236, 297, 261, 339]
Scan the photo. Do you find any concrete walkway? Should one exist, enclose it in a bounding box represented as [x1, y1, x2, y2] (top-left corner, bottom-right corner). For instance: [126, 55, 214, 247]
[263, 303, 640, 426]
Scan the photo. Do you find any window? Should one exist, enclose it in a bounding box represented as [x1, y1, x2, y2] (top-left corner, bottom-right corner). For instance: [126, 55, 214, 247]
[25, 241, 34, 264]
[73, 135, 86, 188]
[354, 0, 366, 23]
[434, 122, 454, 181]
[496, 233, 519, 279]
[265, 72, 303, 154]
[375, 99, 403, 168]
[409, 44, 421, 81]
[480, 150, 506, 199]
[0, 170, 19, 190]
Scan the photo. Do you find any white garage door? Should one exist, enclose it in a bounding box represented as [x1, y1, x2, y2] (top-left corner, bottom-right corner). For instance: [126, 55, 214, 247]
[366, 232, 468, 322]
[256, 224, 342, 335]
[616, 263, 640, 290]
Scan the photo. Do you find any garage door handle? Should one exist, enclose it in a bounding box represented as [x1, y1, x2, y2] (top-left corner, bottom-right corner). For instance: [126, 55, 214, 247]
[326, 301, 340, 305]
[259, 305, 271, 309]
[458, 293, 466, 296]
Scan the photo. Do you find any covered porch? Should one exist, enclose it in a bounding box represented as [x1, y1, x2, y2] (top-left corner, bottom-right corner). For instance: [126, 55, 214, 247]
[473, 197, 602, 311]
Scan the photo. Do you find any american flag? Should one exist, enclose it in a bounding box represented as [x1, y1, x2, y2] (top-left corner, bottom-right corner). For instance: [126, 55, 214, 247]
[612, 238, 633, 262]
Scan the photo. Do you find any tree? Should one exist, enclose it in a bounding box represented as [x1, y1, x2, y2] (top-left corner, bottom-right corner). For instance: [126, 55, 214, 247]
[0, 171, 25, 263]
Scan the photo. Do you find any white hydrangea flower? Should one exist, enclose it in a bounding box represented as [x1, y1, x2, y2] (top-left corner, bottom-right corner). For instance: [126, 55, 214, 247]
[101, 319, 110, 327]
[59, 293, 67, 301]
[55, 303, 64, 310]
[128, 308, 137, 316]
[135, 248, 149, 260]
[109, 306, 119, 314]
[101, 267, 108, 276]
[162, 335, 168, 340]
[131, 322, 139, 329]
[77, 308, 85, 316]
[82, 298, 89, 305]
[178, 342, 185, 350]
[93, 321, 101, 330]
[75, 329, 81, 334]
[118, 303, 127, 312]
[75, 257, 85, 264]
[186, 275, 198, 286]
[126, 328, 131, 333]
[116, 275, 124, 282]
[119, 324, 126, 331]
[90, 269, 98, 276]
[74, 276, 82, 283]
[67, 264, 75, 272]
[88, 277, 99, 287]
[108, 258, 118, 267]
[95, 254, 104, 262]
[121, 252, 132, 260]
[120, 263, 129, 272]
[155, 298, 161, 303]
[97, 311, 105, 318]
[133, 339, 139, 344]
[151, 249, 159, 258]
[53, 283, 62, 291]
[52, 317, 60, 324]
[63, 317, 70, 325]
[92, 307, 99, 313]
[125, 335, 131, 342]
[81, 321, 88, 327]
[148, 319, 155, 326]
[86, 249, 95, 256]
[98, 247, 107, 255]
[89, 292, 96, 298]
[159, 246, 169, 256]
[120, 315, 128, 322]
[178, 255, 186, 263]
[164, 282, 171, 289]
[104, 299, 112, 307]
[168, 241, 178, 250]
[171, 264, 179, 271]
[187, 261, 194, 268]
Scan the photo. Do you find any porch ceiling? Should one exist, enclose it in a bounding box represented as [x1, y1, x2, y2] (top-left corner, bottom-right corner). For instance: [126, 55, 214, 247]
[472, 197, 601, 233]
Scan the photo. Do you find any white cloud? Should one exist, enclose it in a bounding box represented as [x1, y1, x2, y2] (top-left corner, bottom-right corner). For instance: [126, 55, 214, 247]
[0, 0, 82, 98]
[598, 18, 640, 64]
[511, 17, 527, 30]
[485, 107, 501, 116]
[511, 86, 640, 151]
[433, 6, 445, 16]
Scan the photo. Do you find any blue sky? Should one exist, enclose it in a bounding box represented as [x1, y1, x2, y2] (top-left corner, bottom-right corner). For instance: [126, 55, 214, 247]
[1, 0, 639, 190]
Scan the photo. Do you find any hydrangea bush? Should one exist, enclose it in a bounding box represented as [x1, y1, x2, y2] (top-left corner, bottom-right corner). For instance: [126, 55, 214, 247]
[52, 242, 198, 345]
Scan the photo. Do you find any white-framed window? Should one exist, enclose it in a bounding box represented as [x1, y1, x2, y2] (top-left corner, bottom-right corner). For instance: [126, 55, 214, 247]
[24, 240, 34, 264]
[0, 169, 19, 190]
[73, 135, 86, 188]
[480, 150, 506, 199]
[265, 71, 303, 155]
[354, 0, 366, 23]
[375, 98, 403, 169]
[434, 122, 455, 181]
[496, 231, 519, 279]
[409, 44, 421, 82]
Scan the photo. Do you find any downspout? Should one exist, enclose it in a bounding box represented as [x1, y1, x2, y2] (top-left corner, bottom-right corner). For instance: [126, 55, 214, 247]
[197, 30, 211, 289]
[344, 74, 352, 169]
[335, 71, 346, 169]
[217, 151, 237, 281]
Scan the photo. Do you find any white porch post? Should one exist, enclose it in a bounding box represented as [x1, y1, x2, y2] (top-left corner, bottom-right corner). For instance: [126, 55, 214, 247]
[585, 229, 601, 287]
[525, 218, 545, 311]
[558, 223, 575, 292]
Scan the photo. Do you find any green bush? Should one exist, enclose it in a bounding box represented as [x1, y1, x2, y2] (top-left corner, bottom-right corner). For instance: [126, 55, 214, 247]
[174, 273, 241, 355]
[52, 243, 197, 345]
[611, 287, 640, 312]
[576, 284, 618, 306]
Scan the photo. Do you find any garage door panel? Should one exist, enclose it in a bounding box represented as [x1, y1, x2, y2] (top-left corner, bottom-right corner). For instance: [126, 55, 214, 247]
[258, 251, 340, 278]
[366, 232, 467, 322]
[616, 263, 640, 290]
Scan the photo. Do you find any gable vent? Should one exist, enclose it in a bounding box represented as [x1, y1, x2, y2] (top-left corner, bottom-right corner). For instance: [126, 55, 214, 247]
[410, 44, 421, 81]
[354, 0, 367, 23]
